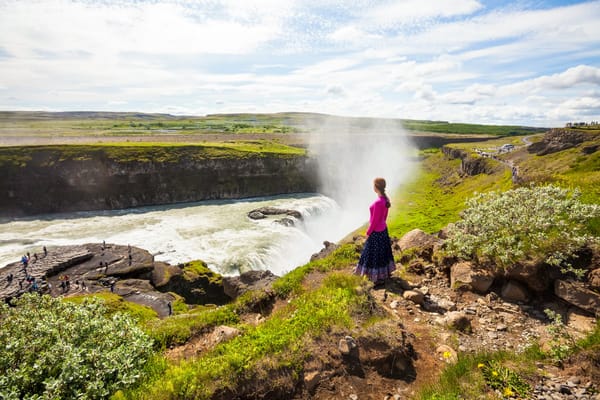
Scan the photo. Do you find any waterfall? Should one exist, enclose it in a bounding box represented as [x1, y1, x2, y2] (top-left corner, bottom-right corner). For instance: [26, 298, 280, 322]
[0, 193, 357, 276]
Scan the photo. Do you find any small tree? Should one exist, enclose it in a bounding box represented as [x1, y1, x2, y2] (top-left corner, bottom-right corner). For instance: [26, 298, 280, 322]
[0, 294, 153, 400]
[445, 185, 599, 276]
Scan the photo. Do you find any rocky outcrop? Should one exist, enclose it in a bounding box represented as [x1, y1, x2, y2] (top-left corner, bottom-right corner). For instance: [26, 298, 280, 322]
[152, 260, 229, 305]
[450, 261, 495, 293]
[247, 207, 303, 220]
[0, 146, 319, 217]
[527, 129, 593, 155]
[554, 280, 600, 316]
[398, 229, 442, 261]
[222, 270, 278, 299]
[1, 243, 230, 316]
[441, 146, 494, 176]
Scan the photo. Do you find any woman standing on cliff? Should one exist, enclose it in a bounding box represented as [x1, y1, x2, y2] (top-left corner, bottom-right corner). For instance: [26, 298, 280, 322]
[354, 177, 396, 286]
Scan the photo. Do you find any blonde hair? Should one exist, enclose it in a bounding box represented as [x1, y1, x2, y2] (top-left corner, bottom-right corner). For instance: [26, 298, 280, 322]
[374, 177, 391, 208]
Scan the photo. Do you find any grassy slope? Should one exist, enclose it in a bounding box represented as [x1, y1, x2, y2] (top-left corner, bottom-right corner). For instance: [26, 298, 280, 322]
[111, 131, 598, 399]
[387, 149, 513, 237]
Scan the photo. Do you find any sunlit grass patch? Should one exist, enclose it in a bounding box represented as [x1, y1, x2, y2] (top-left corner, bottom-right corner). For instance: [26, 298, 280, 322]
[121, 273, 369, 400]
[387, 150, 512, 237]
[65, 292, 158, 323]
[272, 243, 360, 297]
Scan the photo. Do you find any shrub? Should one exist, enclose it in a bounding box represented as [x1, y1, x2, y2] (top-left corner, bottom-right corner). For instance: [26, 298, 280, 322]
[445, 185, 599, 275]
[0, 294, 153, 400]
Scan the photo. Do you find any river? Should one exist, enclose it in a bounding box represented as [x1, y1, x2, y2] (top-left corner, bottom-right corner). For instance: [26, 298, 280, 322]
[0, 194, 364, 276]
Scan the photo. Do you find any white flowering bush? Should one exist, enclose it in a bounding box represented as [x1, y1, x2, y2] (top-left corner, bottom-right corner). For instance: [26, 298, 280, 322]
[0, 294, 153, 400]
[445, 185, 599, 275]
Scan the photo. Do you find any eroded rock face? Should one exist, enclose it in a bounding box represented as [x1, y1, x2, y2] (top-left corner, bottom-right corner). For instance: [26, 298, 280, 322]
[222, 270, 278, 300]
[555, 280, 600, 316]
[527, 129, 592, 155]
[0, 244, 229, 316]
[152, 261, 229, 305]
[450, 261, 495, 293]
[0, 148, 318, 217]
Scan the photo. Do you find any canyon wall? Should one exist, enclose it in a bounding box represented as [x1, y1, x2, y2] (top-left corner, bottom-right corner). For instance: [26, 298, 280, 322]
[0, 146, 318, 217]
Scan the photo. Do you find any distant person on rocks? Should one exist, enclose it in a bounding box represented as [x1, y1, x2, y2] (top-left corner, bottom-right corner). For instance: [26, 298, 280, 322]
[128, 254, 132, 266]
[33, 253, 38, 262]
[43, 246, 47, 257]
[354, 177, 396, 287]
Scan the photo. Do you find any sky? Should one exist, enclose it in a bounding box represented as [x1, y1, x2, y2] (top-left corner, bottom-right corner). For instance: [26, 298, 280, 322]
[0, 0, 599, 127]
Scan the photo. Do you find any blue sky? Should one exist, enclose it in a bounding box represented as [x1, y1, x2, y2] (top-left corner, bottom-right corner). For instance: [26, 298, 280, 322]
[0, 0, 599, 126]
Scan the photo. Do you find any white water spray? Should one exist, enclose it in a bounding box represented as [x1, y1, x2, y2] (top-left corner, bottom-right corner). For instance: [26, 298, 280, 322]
[305, 114, 416, 236]
[0, 194, 344, 276]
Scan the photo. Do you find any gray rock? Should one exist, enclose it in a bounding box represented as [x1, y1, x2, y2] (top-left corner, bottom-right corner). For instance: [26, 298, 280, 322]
[445, 311, 472, 332]
[402, 289, 425, 305]
[501, 280, 530, 303]
[222, 269, 278, 299]
[450, 261, 495, 293]
[338, 336, 357, 355]
[555, 280, 600, 315]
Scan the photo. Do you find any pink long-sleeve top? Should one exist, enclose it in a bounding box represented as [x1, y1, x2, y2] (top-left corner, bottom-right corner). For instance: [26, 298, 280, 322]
[366, 195, 389, 236]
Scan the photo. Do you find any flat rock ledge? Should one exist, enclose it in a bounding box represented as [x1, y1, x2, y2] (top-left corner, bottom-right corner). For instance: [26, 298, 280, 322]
[1, 244, 213, 317]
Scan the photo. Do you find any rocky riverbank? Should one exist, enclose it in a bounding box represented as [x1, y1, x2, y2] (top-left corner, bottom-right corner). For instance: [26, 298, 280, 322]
[0, 243, 257, 317]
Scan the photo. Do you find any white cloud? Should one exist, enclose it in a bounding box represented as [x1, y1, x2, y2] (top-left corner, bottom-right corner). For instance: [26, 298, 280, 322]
[364, 0, 483, 27]
[0, 0, 599, 126]
[501, 65, 600, 95]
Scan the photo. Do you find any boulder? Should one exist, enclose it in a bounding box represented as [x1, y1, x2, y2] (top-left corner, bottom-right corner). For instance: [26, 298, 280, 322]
[153, 260, 229, 305]
[310, 241, 339, 262]
[304, 370, 322, 393]
[501, 280, 530, 303]
[444, 311, 472, 333]
[402, 289, 425, 305]
[209, 326, 241, 346]
[588, 268, 600, 292]
[555, 280, 600, 316]
[504, 261, 556, 292]
[398, 229, 443, 261]
[338, 335, 357, 355]
[450, 261, 495, 293]
[247, 207, 302, 220]
[222, 270, 278, 299]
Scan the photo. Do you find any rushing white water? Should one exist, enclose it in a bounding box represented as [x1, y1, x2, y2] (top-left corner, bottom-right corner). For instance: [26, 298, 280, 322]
[0, 194, 365, 276]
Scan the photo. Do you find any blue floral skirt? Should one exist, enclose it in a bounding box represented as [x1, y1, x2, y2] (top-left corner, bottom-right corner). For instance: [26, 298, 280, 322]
[354, 228, 396, 283]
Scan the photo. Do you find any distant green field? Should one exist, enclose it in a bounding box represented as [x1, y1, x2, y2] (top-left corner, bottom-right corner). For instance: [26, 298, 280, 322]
[0, 111, 547, 137]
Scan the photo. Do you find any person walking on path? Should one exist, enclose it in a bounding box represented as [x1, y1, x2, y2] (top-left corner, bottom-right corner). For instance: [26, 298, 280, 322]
[354, 177, 396, 286]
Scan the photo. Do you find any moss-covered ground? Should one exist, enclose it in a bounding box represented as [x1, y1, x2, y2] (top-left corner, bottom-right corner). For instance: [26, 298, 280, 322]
[0, 140, 306, 167]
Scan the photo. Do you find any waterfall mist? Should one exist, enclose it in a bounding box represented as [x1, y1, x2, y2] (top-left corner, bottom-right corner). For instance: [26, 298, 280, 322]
[305, 115, 416, 238]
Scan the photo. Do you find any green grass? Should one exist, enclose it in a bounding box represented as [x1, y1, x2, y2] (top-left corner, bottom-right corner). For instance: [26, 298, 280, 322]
[272, 243, 360, 297]
[415, 321, 600, 400]
[400, 119, 545, 136]
[145, 305, 239, 350]
[0, 112, 299, 136]
[64, 292, 158, 323]
[0, 111, 546, 137]
[387, 149, 513, 237]
[121, 273, 370, 400]
[0, 141, 306, 167]
[181, 260, 222, 284]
